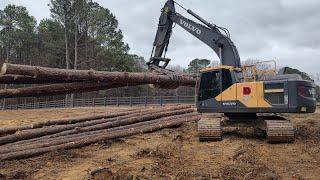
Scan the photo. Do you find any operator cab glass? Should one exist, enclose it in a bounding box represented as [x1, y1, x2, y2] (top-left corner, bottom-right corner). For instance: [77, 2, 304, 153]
[198, 69, 233, 102]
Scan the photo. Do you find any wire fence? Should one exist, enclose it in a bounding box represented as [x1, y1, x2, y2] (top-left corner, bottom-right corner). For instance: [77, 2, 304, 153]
[1, 96, 196, 110]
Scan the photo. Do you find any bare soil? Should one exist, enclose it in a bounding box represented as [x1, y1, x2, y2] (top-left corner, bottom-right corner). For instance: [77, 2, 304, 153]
[0, 107, 319, 180]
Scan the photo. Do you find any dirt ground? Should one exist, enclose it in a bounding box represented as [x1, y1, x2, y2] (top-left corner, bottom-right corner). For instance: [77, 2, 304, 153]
[0, 107, 319, 180]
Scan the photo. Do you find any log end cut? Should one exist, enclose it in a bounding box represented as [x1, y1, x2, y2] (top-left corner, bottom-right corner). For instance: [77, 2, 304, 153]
[1, 63, 7, 75]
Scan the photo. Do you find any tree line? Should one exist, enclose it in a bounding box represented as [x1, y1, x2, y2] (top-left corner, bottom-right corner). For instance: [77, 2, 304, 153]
[0, 0, 145, 71]
[0, 0, 195, 105]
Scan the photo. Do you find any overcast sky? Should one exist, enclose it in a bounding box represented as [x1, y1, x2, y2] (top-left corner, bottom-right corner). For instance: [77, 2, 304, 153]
[1, 0, 320, 74]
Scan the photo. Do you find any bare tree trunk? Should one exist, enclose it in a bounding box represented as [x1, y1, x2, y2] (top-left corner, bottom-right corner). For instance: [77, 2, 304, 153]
[0, 75, 91, 84]
[0, 113, 200, 161]
[0, 106, 192, 145]
[70, 14, 80, 107]
[74, 20, 79, 70]
[64, 15, 71, 106]
[2, 106, 190, 147]
[64, 21, 70, 70]
[0, 63, 197, 87]
[84, 17, 88, 70]
[0, 108, 141, 136]
[6, 42, 9, 61]
[0, 112, 197, 155]
[0, 82, 139, 99]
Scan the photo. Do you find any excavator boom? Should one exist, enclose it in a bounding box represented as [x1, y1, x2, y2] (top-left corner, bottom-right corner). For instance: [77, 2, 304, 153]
[148, 0, 241, 69]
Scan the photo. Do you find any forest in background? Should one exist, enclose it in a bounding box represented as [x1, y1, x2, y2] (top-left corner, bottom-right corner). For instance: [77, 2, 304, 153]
[0, 0, 319, 106]
[0, 0, 195, 105]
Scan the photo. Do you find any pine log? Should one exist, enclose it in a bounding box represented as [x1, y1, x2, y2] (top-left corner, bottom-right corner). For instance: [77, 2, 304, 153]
[13, 108, 194, 148]
[7, 105, 190, 147]
[4, 106, 190, 147]
[0, 108, 141, 136]
[0, 82, 138, 98]
[0, 113, 201, 161]
[3, 107, 154, 146]
[0, 112, 198, 154]
[0, 105, 191, 145]
[1, 63, 196, 86]
[0, 75, 86, 84]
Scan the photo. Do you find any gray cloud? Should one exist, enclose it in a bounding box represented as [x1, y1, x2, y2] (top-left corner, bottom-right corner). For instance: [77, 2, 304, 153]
[2, 0, 320, 73]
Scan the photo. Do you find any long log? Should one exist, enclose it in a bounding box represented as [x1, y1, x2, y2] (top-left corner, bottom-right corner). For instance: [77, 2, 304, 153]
[5, 105, 190, 147]
[1, 108, 193, 150]
[0, 105, 191, 145]
[1, 63, 196, 86]
[0, 113, 201, 161]
[0, 108, 141, 136]
[0, 82, 139, 98]
[0, 112, 198, 154]
[3, 106, 190, 148]
[12, 108, 194, 148]
[0, 75, 87, 84]
[3, 106, 190, 147]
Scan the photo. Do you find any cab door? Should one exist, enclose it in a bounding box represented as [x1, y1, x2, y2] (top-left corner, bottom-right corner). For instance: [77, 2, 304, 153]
[217, 70, 237, 112]
[197, 70, 222, 111]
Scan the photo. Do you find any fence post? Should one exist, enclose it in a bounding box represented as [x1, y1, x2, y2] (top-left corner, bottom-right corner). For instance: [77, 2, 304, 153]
[130, 96, 132, 107]
[116, 97, 119, 107]
[92, 98, 95, 107]
[145, 96, 147, 107]
[72, 98, 75, 108]
[177, 95, 180, 104]
[160, 96, 163, 106]
[104, 97, 107, 106]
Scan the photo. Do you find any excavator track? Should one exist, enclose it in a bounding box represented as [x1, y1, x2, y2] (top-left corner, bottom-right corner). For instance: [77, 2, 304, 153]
[198, 115, 222, 141]
[265, 120, 295, 143]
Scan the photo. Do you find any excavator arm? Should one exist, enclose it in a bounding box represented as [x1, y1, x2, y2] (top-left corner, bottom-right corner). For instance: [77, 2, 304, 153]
[147, 0, 241, 69]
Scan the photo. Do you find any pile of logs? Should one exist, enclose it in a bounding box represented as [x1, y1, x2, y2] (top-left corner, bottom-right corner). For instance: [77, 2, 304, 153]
[0, 105, 201, 161]
[0, 63, 198, 98]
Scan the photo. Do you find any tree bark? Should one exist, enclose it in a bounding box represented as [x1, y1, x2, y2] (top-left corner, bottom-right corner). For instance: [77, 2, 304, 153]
[0, 111, 196, 154]
[0, 105, 191, 145]
[0, 108, 141, 136]
[4, 105, 191, 147]
[0, 75, 88, 84]
[0, 113, 200, 161]
[0, 82, 139, 98]
[1, 63, 197, 86]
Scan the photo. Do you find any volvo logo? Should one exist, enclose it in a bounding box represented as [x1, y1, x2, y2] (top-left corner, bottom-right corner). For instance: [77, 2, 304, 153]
[222, 102, 236, 106]
[180, 19, 202, 35]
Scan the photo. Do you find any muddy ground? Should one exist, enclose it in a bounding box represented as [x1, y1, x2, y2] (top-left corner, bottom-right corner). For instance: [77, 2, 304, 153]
[0, 107, 319, 180]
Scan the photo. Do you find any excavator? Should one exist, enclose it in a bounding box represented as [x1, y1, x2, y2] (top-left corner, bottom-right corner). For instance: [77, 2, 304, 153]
[147, 0, 317, 143]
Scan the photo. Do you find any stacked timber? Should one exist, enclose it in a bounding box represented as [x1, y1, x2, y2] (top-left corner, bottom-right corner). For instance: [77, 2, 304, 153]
[0, 63, 198, 98]
[0, 105, 201, 161]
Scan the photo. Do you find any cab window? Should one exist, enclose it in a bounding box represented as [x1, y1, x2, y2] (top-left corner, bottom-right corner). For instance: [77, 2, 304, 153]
[198, 69, 233, 102]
